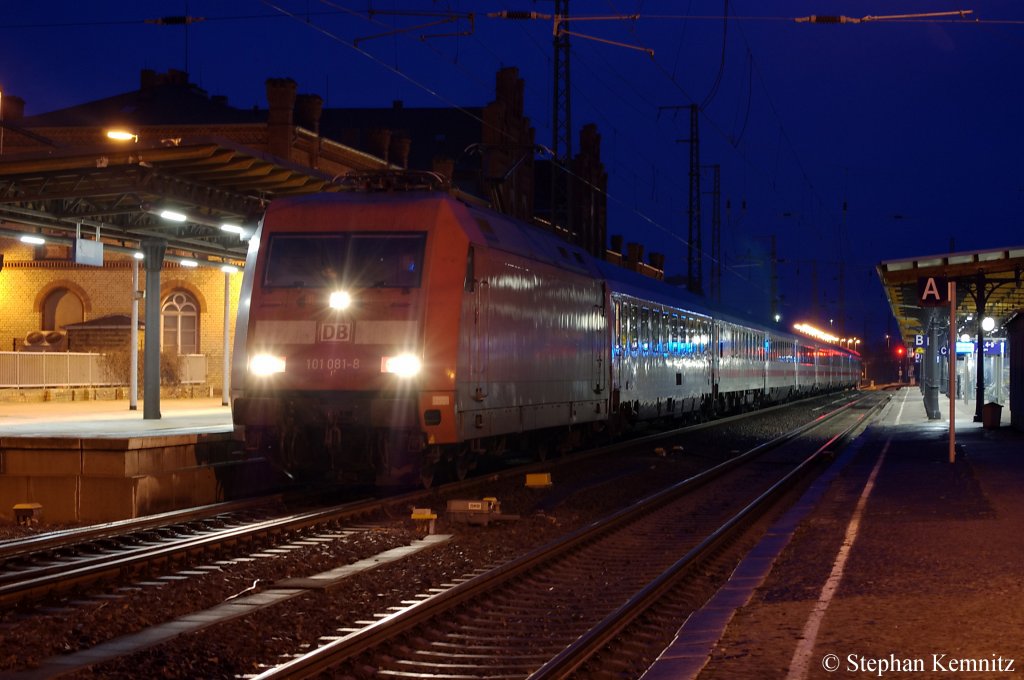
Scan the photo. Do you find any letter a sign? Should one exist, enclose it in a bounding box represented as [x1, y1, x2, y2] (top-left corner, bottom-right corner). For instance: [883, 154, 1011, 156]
[917, 276, 949, 307]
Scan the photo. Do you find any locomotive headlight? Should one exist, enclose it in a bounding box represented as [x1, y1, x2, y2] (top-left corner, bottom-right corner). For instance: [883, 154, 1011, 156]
[249, 353, 286, 376]
[381, 353, 422, 378]
[329, 290, 352, 310]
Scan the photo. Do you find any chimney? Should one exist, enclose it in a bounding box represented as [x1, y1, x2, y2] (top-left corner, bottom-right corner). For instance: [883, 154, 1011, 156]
[294, 93, 323, 134]
[610, 234, 623, 255]
[579, 123, 601, 159]
[368, 128, 392, 164]
[140, 69, 159, 90]
[648, 252, 665, 271]
[495, 67, 524, 116]
[626, 243, 644, 271]
[432, 156, 455, 181]
[1, 94, 25, 121]
[166, 69, 189, 86]
[265, 78, 297, 160]
[392, 136, 411, 169]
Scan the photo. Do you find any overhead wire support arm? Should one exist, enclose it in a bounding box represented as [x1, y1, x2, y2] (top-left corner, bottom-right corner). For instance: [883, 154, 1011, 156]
[557, 29, 653, 56]
[795, 9, 972, 24]
[488, 10, 653, 54]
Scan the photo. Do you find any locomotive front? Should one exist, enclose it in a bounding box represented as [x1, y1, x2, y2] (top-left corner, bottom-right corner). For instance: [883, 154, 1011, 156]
[231, 193, 467, 485]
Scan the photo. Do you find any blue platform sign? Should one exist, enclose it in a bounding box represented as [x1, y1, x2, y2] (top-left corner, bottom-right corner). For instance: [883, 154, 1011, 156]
[984, 340, 1005, 356]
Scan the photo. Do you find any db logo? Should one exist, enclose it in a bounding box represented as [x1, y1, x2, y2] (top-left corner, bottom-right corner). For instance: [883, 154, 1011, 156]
[319, 322, 352, 342]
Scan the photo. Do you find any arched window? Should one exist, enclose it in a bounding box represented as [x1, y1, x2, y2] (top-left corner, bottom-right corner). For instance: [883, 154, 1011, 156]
[162, 290, 199, 354]
[42, 288, 84, 330]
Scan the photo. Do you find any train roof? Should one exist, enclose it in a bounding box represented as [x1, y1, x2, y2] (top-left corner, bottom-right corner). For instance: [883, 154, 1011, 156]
[261, 191, 857, 355]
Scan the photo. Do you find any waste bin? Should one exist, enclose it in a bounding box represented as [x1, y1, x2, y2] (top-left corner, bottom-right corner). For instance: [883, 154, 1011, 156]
[982, 402, 1003, 429]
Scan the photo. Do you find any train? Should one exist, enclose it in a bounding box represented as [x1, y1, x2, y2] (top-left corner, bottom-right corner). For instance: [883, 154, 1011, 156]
[230, 176, 861, 486]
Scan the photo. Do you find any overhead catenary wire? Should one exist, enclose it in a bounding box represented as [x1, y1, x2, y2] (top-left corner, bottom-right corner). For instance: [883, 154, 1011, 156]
[12, 2, 987, 304]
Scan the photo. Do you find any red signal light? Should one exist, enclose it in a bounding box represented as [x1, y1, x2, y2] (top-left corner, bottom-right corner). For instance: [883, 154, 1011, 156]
[895, 346, 906, 357]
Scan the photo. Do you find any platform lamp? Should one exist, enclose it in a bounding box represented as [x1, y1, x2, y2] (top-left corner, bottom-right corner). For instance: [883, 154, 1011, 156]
[106, 129, 138, 143]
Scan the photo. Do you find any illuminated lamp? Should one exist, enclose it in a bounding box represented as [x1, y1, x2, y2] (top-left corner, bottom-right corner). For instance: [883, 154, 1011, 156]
[159, 209, 187, 222]
[179, 259, 198, 268]
[981, 317, 996, 332]
[221, 265, 239, 274]
[792, 322, 840, 343]
[106, 129, 138, 142]
[20, 235, 45, 245]
[249, 353, 286, 376]
[329, 290, 352, 310]
[381, 353, 422, 378]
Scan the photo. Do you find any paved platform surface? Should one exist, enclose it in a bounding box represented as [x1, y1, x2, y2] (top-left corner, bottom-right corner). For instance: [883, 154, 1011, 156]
[645, 388, 1024, 680]
[0, 398, 233, 438]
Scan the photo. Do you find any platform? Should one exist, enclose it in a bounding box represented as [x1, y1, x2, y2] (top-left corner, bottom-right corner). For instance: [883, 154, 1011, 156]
[643, 387, 1024, 679]
[0, 399, 274, 524]
[0, 397, 233, 437]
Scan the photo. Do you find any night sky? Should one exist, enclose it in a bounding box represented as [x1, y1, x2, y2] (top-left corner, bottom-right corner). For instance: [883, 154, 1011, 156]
[2, 1, 1022, 348]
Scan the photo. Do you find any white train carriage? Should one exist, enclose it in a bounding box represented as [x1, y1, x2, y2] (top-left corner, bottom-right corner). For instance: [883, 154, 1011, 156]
[766, 330, 799, 403]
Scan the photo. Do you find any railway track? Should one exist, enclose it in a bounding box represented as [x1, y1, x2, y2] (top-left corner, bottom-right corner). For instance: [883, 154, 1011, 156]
[253, 391, 889, 679]
[0, 392, 858, 612]
[0, 494, 394, 608]
[0, 391, 881, 677]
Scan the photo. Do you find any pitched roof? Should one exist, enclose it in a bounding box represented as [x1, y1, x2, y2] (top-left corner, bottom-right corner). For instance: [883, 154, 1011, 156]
[19, 70, 264, 128]
[62, 314, 144, 330]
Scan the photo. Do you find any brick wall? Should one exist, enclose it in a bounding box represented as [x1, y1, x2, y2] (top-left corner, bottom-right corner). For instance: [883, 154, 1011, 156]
[0, 238, 242, 391]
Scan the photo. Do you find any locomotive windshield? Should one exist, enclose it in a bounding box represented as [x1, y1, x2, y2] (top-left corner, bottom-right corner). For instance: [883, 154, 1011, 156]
[264, 232, 426, 288]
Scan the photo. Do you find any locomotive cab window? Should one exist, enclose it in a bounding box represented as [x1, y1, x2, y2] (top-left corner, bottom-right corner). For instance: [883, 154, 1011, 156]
[264, 232, 427, 289]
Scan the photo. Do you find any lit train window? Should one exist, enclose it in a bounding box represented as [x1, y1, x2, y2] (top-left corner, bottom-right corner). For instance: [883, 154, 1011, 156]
[615, 301, 626, 350]
[653, 310, 663, 353]
[264, 232, 426, 288]
[629, 304, 639, 351]
[640, 307, 650, 352]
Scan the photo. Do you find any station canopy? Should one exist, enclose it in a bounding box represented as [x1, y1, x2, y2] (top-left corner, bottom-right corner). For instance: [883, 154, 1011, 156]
[0, 136, 344, 267]
[877, 247, 1024, 345]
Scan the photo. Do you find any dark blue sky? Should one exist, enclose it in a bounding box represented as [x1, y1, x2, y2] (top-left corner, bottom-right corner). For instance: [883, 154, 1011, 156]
[2, 1, 1022, 346]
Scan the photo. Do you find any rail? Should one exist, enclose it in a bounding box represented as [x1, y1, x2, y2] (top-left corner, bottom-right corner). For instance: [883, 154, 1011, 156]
[253, 393, 880, 679]
[0, 351, 207, 388]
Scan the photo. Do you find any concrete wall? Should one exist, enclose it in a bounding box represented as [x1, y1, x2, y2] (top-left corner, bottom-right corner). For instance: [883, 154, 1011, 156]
[0, 433, 230, 522]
